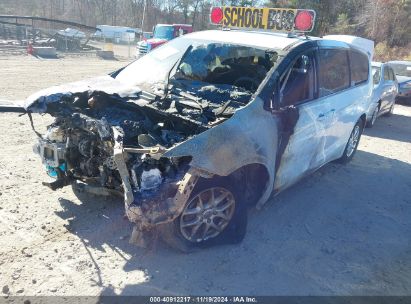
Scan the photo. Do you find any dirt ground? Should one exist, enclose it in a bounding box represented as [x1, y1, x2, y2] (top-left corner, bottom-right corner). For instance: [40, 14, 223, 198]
[0, 55, 411, 296]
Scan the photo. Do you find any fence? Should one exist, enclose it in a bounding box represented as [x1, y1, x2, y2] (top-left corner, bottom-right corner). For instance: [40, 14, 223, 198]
[0, 22, 139, 59]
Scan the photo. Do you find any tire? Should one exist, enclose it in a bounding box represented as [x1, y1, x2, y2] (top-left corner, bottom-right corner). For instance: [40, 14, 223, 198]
[384, 102, 395, 117]
[396, 96, 411, 106]
[337, 119, 363, 164]
[160, 177, 247, 253]
[366, 104, 379, 128]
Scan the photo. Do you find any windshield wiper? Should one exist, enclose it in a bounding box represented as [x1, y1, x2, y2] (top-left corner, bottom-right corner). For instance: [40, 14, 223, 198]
[163, 45, 193, 100]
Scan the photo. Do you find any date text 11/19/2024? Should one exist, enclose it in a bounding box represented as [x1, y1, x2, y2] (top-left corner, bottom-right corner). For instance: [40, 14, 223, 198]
[149, 296, 257, 303]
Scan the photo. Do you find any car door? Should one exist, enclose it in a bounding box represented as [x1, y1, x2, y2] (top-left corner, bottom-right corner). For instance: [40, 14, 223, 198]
[388, 67, 399, 106]
[323, 48, 370, 159]
[274, 48, 335, 191]
[381, 65, 396, 110]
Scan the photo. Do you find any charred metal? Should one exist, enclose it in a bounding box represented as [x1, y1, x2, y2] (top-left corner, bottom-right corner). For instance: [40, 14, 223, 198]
[25, 41, 275, 246]
[25, 35, 334, 250]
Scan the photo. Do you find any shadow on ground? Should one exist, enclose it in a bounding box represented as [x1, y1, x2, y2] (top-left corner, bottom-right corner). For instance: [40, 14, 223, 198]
[364, 113, 411, 143]
[54, 149, 411, 296]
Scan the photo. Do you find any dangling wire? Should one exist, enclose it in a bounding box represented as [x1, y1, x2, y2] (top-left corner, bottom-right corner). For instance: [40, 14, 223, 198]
[27, 112, 43, 139]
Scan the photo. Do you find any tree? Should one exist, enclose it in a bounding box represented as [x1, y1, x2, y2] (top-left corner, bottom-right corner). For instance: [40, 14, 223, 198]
[0, 0, 410, 53]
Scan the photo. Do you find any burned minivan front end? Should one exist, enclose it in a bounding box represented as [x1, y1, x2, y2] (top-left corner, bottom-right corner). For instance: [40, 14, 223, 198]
[25, 32, 280, 250]
[30, 88, 196, 196]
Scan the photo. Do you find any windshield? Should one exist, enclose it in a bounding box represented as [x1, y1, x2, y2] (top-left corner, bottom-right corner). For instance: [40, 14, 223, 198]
[115, 36, 279, 94]
[390, 63, 411, 77]
[372, 66, 381, 85]
[176, 43, 276, 90]
[153, 25, 174, 40]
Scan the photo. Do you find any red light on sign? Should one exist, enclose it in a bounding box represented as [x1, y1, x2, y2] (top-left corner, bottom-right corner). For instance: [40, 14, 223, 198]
[210, 7, 223, 24]
[295, 10, 314, 31]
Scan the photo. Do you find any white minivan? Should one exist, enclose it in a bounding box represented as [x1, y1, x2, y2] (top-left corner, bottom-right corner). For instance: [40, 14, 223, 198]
[25, 7, 373, 251]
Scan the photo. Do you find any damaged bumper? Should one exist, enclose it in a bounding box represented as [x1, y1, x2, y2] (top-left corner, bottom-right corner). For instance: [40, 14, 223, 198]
[125, 170, 199, 247]
[111, 126, 198, 235]
[33, 123, 200, 245]
[24, 42, 277, 248]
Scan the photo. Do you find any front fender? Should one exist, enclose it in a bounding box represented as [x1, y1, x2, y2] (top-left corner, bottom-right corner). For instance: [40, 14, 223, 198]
[164, 97, 279, 207]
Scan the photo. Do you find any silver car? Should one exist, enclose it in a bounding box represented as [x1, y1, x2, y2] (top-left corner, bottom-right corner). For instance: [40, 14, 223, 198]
[388, 60, 411, 104]
[366, 62, 398, 127]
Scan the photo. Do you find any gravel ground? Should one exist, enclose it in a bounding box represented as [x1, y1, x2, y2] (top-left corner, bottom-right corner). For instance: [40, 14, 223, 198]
[0, 55, 410, 296]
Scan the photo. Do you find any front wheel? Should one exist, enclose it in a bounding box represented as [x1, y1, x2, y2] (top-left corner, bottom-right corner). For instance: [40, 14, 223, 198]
[160, 177, 247, 252]
[337, 120, 363, 164]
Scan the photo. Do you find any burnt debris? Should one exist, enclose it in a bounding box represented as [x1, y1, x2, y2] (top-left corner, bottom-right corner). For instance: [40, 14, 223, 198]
[27, 74, 255, 201]
[26, 40, 278, 223]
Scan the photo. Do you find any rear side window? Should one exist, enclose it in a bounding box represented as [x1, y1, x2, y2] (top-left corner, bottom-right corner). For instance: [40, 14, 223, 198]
[384, 66, 391, 81]
[389, 68, 396, 81]
[350, 50, 369, 85]
[318, 49, 350, 97]
[372, 66, 381, 85]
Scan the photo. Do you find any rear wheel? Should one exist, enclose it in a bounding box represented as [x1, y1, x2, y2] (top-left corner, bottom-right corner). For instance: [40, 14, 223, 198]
[337, 119, 363, 164]
[366, 104, 379, 128]
[384, 102, 395, 116]
[160, 177, 247, 252]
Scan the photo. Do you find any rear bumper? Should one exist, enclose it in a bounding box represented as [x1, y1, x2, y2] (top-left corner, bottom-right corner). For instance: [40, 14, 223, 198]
[396, 95, 411, 104]
[397, 87, 411, 98]
[398, 92, 411, 98]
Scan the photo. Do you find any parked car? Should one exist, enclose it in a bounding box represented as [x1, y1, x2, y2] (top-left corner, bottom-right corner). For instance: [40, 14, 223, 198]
[387, 60, 411, 104]
[23, 7, 373, 252]
[57, 28, 86, 39]
[93, 25, 139, 43]
[136, 24, 193, 56]
[366, 62, 398, 127]
[140, 31, 153, 40]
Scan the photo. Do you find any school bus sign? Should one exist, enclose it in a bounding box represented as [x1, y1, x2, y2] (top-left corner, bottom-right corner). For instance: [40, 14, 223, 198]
[210, 7, 316, 33]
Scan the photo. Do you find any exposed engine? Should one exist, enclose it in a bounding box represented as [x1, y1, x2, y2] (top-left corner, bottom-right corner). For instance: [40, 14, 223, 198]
[31, 80, 253, 202]
[34, 97, 196, 201]
[28, 41, 276, 204]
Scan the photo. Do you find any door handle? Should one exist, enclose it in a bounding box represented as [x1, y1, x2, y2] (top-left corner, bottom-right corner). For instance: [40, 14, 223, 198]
[318, 109, 335, 119]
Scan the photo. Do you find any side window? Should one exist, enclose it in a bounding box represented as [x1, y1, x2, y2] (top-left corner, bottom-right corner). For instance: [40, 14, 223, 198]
[350, 50, 369, 85]
[177, 28, 189, 37]
[389, 68, 396, 81]
[318, 49, 350, 97]
[279, 51, 316, 106]
[372, 66, 381, 85]
[384, 66, 390, 81]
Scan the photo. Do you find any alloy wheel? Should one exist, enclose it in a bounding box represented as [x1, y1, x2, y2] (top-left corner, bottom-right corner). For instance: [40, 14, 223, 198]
[346, 125, 360, 157]
[179, 187, 235, 243]
[371, 106, 378, 125]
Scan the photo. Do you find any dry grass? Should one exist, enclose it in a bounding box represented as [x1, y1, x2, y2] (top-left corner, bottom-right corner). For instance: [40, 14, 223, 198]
[374, 42, 411, 62]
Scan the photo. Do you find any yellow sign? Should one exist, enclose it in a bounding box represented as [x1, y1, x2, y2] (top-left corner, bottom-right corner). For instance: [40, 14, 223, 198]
[220, 7, 315, 32]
